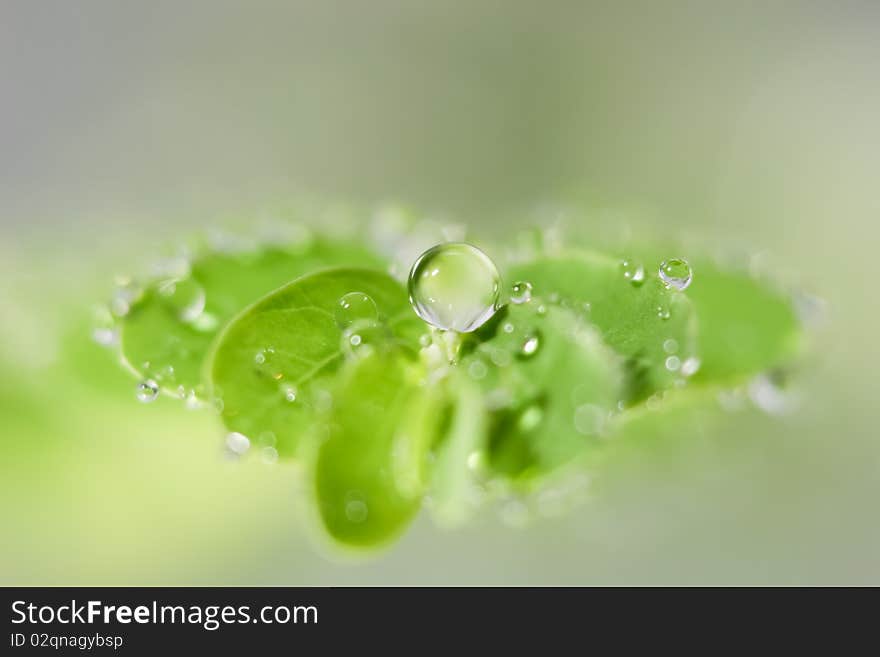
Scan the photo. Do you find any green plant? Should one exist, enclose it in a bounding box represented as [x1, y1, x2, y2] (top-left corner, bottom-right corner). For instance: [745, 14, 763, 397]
[101, 213, 808, 552]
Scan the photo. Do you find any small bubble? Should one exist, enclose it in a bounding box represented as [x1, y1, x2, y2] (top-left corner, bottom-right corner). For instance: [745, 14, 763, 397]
[489, 347, 512, 367]
[536, 304, 547, 316]
[225, 431, 250, 455]
[573, 404, 606, 436]
[254, 352, 266, 365]
[335, 292, 379, 329]
[665, 355, 681, 372]
[136, 379, 159, 403]
[408, 242, 501, 332]
[261, 446, 279, 465]
[621, 259, 645, 287]
[657, 305, 671, 320]
[680, 356, 701, 377]
[282, 385, 297, 403]
[258, 430, 277, 447]
[345, 499, 369, 523]
[467, 359, 488, 380]
[519, 332, 541, 358]
[659, 258, 693, 291]
[663, 338, 678, 354]
[502, 322, 515, 334]
[510, 281, 533, 304]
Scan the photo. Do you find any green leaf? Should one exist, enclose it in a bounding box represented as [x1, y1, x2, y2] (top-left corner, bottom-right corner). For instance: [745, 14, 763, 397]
[208, 267, 423, 459]
[508, 250, 697, 404]
[684, 260, 804, 384]
[462, 303, 624, 483]
[119, 239, 383, 398]
[307, 348, 437, 549]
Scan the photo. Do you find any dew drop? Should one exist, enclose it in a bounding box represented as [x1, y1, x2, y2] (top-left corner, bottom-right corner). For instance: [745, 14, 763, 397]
[620, 259, 645, 287]
[510, 281, 533, 304]
[665, 355, 681, 372]
[136, 379, 159, 403]
[502, 322, 515, 334]
[519, 332, 541, 358]
[158, 277, 206, 323]
[659, 258, 693, 291]
[225, 431, 250, 455]
[282, 385, 298, 403]
[335, 291, 379, 329]
[408, 243, 501, 332]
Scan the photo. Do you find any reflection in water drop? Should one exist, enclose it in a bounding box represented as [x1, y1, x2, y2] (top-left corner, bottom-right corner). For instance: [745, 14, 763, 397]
[136, 379, 159, 403]
[408, 243, 501, 332]
[659, 258, 693, 291]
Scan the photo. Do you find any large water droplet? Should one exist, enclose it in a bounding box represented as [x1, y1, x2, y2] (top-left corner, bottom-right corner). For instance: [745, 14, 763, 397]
[335, 292, 379, 329]
[510, 281, 533, 304]
[158, 278, 206, 323]
[408, 243, 500, 332]
[136, 379, 159, 403]
[620, 259, 645, 287]
[659, 258, 693, 291]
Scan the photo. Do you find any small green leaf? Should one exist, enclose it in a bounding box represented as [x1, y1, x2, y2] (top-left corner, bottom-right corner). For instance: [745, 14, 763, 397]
[208, 267, 422, 458]
[462, 303, 624, 483]
[684, 260, 804, 384]
[119, 240, 383, 397]
[508, 250, 697, 404]
[308, 349, 436, 549]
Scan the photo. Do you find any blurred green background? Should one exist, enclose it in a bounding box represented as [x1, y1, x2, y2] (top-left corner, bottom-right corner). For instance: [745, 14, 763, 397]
[2, 1, 878, 584]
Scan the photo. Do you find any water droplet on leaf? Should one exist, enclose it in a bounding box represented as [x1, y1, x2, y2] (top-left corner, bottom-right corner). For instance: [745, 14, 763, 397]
[335, 292, 379, 329]
[659, 258, 693, 291]
[408, 243, 500, 332]
[621, 259, 645, 287]
[136, 379, 159, 403]
[519, 332, 541, 358]
[510, 281, 533, 304]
